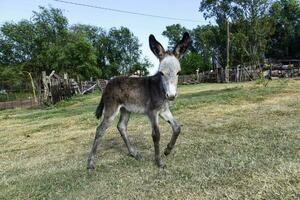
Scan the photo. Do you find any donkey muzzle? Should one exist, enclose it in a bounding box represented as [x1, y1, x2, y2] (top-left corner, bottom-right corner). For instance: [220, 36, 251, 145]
[166, 94, 176, 101]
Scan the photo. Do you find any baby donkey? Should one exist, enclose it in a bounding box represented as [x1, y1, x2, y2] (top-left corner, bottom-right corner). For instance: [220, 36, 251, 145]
[87, 32, 190, 171]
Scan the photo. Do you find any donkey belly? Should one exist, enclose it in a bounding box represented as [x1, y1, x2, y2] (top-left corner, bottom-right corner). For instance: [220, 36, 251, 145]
[122, 103, 146, 114]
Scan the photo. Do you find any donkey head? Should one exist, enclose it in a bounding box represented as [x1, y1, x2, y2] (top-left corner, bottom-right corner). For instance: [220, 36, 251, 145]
[149, 32, 190, 101]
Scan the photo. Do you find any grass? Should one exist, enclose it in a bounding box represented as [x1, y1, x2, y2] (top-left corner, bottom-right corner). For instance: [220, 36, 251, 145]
[0, 80, 299, 199]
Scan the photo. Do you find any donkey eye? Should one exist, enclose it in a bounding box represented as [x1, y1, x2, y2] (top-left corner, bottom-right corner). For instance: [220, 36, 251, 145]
[159, 72, 164, 76]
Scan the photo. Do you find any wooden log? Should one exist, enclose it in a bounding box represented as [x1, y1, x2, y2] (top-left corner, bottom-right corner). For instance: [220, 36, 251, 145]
[42, 71, 49, 101]
[82, 84, 97, 94]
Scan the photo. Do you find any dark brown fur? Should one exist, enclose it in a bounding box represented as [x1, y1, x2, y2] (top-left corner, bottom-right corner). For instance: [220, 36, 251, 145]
[96, 73, 166, 119]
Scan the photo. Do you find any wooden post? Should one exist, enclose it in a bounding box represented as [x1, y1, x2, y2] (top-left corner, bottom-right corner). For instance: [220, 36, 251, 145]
[24, 71, 37, 103]
[236, 66, 239, 82]
[42, 71, 48, 101]
[64, 73, 68, 82]
[225, 19, 230, 83]
[196, 69, 199, 83]
[218, 68, 221, 83]
[270, 63, 272, 79]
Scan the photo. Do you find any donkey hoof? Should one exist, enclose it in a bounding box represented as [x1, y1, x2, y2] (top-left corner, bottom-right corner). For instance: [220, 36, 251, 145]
[134, 152, 142, 160]
[87, 167, 95, 175]
[156, 160, 166, 169]
[159, 162, 166, 169]
[130, 152, 142, 160]
[87, 161, 95, 172]
[164, 148, 172, 156]
[87, 164, 95, 170]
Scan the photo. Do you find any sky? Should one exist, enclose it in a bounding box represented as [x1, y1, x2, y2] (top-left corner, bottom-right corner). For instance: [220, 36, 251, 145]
[0, 0, 211, 74]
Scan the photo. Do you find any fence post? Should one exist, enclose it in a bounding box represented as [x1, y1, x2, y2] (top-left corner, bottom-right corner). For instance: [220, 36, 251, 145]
[42, 71, 50, 102]
[25, 71, 37, 103]
[196, 69, 199, 83]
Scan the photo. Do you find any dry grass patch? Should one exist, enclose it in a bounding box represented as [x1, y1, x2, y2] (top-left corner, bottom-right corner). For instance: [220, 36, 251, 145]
[0, 80, 299, 199]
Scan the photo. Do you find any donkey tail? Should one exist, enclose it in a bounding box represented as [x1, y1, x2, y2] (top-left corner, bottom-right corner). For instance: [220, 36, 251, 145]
[95, 97, 104, 119]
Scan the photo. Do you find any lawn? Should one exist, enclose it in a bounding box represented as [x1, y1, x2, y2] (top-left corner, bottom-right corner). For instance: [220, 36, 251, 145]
[0, 80, 299, 199]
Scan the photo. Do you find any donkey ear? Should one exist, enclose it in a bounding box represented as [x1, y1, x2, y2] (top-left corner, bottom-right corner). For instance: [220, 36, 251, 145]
[149, 34, 165, 60]
[173, 32, 190, 59]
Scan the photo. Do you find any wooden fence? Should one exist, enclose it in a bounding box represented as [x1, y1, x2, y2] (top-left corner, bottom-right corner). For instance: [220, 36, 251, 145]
[41, 71, 103, 104]
[0, 78, 41, 110]
[1, 66, 299, 110]
[0, 71, 104, 110]
[178, 66, 300, 85]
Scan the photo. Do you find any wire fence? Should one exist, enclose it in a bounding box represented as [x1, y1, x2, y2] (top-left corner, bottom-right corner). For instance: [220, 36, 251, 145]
[0, 80, 41, 110]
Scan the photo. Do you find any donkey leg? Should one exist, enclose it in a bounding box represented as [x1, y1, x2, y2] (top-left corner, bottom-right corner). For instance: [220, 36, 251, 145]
[148, 111, 165, 168]
[87, 105, 120, 171]
[117, 108, 141, 160]
[159, 108, 181, 156]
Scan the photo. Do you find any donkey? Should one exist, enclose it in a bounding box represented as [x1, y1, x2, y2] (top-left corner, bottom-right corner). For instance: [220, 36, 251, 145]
[87, 32, 190, 171]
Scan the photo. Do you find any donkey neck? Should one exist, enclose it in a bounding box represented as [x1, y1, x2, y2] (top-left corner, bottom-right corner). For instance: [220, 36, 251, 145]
[147, 72, 167, 109]
[149, 72, 165, 95]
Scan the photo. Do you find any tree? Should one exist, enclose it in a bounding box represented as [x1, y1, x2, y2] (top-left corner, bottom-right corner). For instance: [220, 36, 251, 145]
[0, 6, 151, 82]
[200, 0, 274, 68]
[70, 25, 151, 78]
[267, 0, 300, 59]
[0, 7, 72, 78]
[99, 27, 150, 78]
[71, 24, 105, 47]
[180, 52, 210, 74]
[129, 58, 152, 76]
[192, 25, 218, 69]
[0, 20, 35, 65]
[200, 0, 236, 82]
[233, 0, 273, 66]
[108, 27, 142, 74]
[60, 32, 100, 79]
[162, 24, 189, 50]
[162, 24, 215, 74]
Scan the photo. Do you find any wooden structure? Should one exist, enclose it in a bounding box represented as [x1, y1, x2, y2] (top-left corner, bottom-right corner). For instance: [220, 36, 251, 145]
[42, 71, 73, 104]
[178, 62, 300, 85]
[42, 71, 107, 104]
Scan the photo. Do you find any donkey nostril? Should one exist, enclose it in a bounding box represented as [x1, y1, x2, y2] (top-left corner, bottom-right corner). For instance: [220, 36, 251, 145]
[168, 95, 175, 101]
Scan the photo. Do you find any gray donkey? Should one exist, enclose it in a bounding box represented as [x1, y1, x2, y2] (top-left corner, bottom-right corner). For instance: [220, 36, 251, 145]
[87, 32, 190, 171]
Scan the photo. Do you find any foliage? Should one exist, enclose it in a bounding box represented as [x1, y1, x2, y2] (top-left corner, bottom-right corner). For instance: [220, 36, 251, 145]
[162, 24, 214, 74]
[199, 0, 275, 68]
[180, 52, 210, 74]
[267, 0, 300, 58]
[0, 65, 24, 89]
[60, 32, 99, 79]
[0, 21, 31, 62]
[129, 58, 151, 76]
[106, 27, 142, 77]
[71, 25, 151, 79]
[0, 7, 151, 83]
[162, 24, 189, 50]
[162, 0, 300, 76]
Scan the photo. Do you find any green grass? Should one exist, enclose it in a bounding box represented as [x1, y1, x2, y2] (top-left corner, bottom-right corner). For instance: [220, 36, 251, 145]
[0, 80, 299, 199]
